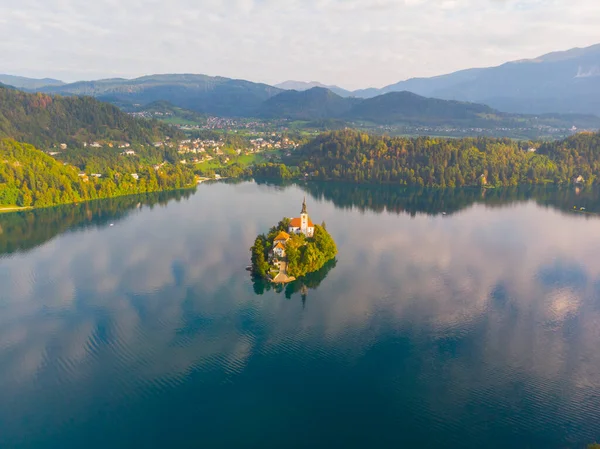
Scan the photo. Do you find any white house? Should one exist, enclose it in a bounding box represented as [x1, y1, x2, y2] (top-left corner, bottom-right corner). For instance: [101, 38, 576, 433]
[288, 198, 315, 238]
[273, 242, 286, 258]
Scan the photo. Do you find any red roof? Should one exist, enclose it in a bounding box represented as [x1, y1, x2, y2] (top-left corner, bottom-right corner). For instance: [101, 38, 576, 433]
[289, 217, 314, 228]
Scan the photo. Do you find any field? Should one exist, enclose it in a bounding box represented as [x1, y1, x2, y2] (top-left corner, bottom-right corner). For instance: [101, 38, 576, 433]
[196, 149, 285, 170]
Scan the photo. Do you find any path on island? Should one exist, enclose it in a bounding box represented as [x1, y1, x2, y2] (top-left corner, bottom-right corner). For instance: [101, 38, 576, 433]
[272, 261, 296, 284]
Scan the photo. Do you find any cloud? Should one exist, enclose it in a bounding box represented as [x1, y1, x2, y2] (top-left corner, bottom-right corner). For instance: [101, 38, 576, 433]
[0, 0, 598, 88]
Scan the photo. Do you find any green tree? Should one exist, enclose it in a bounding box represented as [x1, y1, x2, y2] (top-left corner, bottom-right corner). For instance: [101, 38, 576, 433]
[250, 235, 269, 277]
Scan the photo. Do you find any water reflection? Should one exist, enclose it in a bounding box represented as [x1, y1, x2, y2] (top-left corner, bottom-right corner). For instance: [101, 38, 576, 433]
[0, 181, 599, 449]
[251, 258, 338, 305]
[0, 189, 195, 257]
[297, 181, 600, 218]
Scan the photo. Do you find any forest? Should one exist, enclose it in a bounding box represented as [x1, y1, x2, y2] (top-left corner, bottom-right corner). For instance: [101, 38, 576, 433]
[288, 130, 600, 187]
[0, 85, 181, 148]
[0, 139, 195, 208]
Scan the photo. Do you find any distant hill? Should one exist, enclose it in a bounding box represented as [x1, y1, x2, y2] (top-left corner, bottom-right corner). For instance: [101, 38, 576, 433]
[38, 74, 282, 117]
[0, 85, 180, 148]
[346, 91, 497, 125]
[0, 75, 64, 90]
[257, 87, 359, 120]
[255, 87, 600, 130]
[275, 81, 352, 97]
[353, 43, 600, 115]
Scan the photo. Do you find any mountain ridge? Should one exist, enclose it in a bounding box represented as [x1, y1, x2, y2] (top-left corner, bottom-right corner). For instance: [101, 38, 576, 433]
[0, 75, 65, 90]
[275, 81, 352, 97]
[357, 43, 600, 115]
[7, 42, 600, 116]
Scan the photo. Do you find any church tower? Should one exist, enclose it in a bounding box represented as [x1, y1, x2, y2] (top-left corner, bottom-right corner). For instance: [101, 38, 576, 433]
[300, 197, 308, 234]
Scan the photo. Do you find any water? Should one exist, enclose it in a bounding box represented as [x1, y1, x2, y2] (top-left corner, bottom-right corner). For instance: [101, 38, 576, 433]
[1, 182, 599, 449]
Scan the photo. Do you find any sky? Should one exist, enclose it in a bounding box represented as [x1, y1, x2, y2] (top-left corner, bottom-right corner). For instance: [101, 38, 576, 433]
[0, 0, 599, 89]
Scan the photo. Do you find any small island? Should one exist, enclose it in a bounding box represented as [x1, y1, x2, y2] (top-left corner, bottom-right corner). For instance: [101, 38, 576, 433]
[250, 198, 337, 283]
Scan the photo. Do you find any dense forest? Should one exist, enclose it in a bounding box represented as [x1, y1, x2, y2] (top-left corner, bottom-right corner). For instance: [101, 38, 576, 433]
[0, 85, 181, 148]
[287, 130, 600, 187]
[0, 139, 195, 208]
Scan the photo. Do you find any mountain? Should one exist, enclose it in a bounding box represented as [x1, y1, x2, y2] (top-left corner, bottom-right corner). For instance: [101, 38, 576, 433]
[346, 91, 496, 125]
[0, 85, 180, 148]
[38, 74, 282, 117]
[275, 81, 352, 97]
[354, 43, 600, 115]
[255, 87, 600, 131]
[257, 87, 359, 120]
[0, 75, 64, 90]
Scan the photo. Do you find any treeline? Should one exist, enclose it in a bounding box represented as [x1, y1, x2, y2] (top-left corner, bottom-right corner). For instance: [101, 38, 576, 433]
[291, 130, 600, 187]
[0, 139, 195, 208]
[0, 85, 182, 149]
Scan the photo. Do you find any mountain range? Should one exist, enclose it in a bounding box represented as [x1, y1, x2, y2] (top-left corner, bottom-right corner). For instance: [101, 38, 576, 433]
[33, 74, 281, 117]
[278, 44, 600, 116]
[2, 43, 599, 119]
[353, 43, 600, 115]
[0, 75, 64, 90]
[274, 81, 352, 98]
[256, 87, 600, 130]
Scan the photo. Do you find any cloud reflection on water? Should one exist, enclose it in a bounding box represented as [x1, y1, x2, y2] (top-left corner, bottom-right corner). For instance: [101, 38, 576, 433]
[0, 182, 600, 440]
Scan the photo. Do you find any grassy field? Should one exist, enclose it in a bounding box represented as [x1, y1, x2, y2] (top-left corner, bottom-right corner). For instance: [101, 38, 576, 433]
[160, 116, 202, 126]
[196, 150, 285, 170]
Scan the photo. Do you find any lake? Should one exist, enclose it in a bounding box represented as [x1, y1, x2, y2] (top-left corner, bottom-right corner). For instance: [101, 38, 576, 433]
[1, 182, 599, 449]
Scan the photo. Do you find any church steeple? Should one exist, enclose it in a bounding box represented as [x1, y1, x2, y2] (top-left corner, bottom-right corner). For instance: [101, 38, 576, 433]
[301, 197, 307, 214]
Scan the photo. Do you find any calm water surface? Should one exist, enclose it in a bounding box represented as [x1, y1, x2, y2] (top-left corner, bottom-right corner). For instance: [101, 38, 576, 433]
[0, 182, 599, 449]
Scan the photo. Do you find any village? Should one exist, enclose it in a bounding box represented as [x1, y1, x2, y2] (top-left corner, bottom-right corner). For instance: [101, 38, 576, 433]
[172, 135, 298, 164]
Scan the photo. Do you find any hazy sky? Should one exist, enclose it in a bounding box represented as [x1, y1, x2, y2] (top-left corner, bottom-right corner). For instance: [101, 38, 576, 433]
[1, 0, 599, 89]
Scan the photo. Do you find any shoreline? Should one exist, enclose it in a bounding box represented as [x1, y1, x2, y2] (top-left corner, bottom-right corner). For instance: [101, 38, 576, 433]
[0, 185, 197, 215]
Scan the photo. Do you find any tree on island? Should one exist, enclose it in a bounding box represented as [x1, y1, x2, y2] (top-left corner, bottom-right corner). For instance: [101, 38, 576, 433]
[250, 236, 269, 277]
[250, 217, 337, 280]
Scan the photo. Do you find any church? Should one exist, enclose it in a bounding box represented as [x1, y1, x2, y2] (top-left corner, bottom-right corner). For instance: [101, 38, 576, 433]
[288, 198, 315, 238]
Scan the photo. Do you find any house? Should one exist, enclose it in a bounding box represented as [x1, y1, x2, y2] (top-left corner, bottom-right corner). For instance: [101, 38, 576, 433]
[574, 175, 585, 184]
[274, 231, 290, 245]
[121, 150, 136, 156]
[131, 173, 139, 180]
[273, 242, 286, 258]
[288, 198, 315, 238]
[60, 143, 67, 150]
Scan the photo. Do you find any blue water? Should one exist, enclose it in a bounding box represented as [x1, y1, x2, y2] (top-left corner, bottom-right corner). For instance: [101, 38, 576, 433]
[0, 182, 599, 448]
